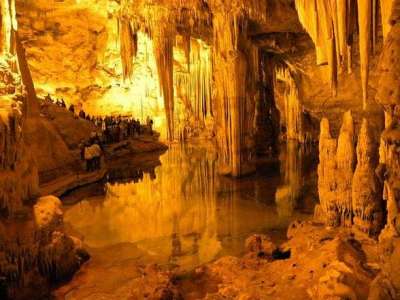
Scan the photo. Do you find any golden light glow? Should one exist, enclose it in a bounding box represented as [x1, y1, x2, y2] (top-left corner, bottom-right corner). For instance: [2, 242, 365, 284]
[64, 145, 309, 270]
[83, 31, 167, 138]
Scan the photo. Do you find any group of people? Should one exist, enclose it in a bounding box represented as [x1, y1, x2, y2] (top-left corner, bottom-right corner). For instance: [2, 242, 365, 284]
[80, 133, 103, 172]
[43, 93, 67, 108]
[79, 115, 155, 172]
[100, 116, 154, 144]
[79, 115, 153, 172]
[42, 93, 156, 173]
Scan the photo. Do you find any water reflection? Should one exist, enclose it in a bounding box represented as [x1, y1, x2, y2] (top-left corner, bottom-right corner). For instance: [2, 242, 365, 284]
[64, 143, 316, 270]
[275, 141, 318, 220]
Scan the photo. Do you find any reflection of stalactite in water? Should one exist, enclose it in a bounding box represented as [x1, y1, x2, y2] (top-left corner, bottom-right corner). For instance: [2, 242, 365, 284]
[65, 144, 221, 268]
[275, 141, 304, 219]
[171, 213, 182, 259]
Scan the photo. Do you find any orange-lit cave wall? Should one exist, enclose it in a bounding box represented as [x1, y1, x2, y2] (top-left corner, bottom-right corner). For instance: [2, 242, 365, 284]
[16, 0, 213, 140]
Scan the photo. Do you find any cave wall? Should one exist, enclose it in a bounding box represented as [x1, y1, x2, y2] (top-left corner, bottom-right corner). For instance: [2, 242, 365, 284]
[0, 2, 88, 298]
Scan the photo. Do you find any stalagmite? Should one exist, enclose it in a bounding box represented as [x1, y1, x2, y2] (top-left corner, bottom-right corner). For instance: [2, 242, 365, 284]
[336, 111, 355, 227]
[316, 118, 339, 226]
[357, 0, 372, 110]
[352, 119, 384, 236]
[316, 112, 358, 227]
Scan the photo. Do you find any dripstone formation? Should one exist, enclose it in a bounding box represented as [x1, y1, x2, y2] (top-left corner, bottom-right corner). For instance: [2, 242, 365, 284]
[316, 112, 384, 235]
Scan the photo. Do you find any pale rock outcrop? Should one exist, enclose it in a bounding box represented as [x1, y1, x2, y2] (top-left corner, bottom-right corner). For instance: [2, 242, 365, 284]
[33, 196, 62, 230]
[352, 119, 384, 236]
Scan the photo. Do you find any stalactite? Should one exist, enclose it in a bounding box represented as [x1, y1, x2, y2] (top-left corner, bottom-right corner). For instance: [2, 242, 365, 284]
[358, 0, 372, 110]
[295, 0, 325, 64]
[182, 34, 191, 70]
[119, 16, 137, 81]
[141, 5, 176, 141]
[372, 0, 377, 54]
[275, 65, 304, 143]
[212, 11, 248, 176]
[295, 0, 338, 95]
[154, 34, 174, 141]
[346, 0, 358, 74]
[188, 39, 212, 126]
[295, 0, 380, 107]
[1, 0, 17, 55]
[255, 53, 279, 155]
[174, 38, 213, 139]
[337, 0, 348, 68]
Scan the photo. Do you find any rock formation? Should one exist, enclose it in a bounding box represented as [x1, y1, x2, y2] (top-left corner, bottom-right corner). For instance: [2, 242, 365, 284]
[316, 117, 339, 226]
[275, 64, 304, 143]
[316, 111, 385, 234]
[1, 0, 400, 298]
[352, 119, 384, 236]
[295, 0, 385, 110]
[0, 1, 88, 298]
[336, 111, 356, 227]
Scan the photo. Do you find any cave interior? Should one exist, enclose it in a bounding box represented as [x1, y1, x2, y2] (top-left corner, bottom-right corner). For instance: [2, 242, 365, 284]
[1, 0, 400, 299]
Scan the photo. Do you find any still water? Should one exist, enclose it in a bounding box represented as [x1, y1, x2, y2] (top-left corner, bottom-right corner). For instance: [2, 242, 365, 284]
[63, 142, 317, 271]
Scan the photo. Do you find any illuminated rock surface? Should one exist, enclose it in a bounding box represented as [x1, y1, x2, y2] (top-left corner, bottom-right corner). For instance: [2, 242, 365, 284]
[1, 0, 400, 299]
